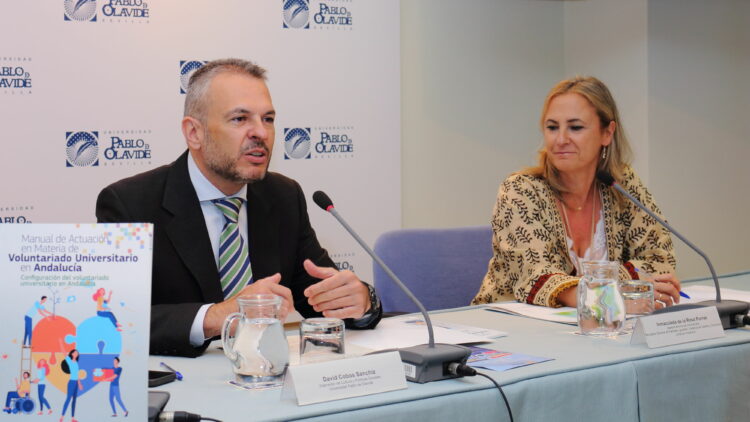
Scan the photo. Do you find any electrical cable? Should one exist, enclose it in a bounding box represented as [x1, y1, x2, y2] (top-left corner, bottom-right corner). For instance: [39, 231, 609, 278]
[733, 314, 750, 327]
[475, 372, 514, 422]
[448, 363, 514, 422]
[158, 411, 222, 422]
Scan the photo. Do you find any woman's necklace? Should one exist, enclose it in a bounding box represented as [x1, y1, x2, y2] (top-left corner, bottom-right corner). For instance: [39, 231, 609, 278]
[560, 193, 586, 211]
[560, 184, 597, 272]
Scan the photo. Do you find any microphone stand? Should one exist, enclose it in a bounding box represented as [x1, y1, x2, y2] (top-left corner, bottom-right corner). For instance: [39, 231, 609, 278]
[327, 207, 436, 346]
[601, 173, 749, 329]
[314, 192, 471, 383]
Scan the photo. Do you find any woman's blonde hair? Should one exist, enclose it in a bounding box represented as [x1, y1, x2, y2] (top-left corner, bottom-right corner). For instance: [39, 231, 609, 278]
[522, 76, 632, 195]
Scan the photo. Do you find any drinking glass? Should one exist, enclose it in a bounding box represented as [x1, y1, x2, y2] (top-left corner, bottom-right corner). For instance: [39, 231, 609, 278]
[619, 279, 655, 332]
[299, 318, 345, 364]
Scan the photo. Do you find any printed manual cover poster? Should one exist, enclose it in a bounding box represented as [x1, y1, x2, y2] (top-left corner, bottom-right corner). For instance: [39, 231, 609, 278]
[0, 223, 152, 420]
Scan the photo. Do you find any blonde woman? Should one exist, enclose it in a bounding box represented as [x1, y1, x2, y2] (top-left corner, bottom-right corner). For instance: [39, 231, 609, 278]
[473, 76, 680, 309]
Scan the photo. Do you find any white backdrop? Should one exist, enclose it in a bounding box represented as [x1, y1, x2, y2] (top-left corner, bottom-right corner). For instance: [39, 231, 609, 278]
[0, 0, 401, 283]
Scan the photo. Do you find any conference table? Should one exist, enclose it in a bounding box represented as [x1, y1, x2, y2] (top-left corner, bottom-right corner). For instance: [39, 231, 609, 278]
[151, 272, 750, 421]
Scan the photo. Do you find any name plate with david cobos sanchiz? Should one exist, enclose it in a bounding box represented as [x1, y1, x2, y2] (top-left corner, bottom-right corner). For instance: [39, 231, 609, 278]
[282, 351, 406, 405]
[631, 306, 724, 348]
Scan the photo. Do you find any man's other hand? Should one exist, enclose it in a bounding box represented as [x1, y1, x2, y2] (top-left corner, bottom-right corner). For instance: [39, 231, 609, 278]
[303, 259, 370, 319]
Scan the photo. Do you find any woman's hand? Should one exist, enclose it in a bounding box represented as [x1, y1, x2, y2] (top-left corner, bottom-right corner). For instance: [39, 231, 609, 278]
[557, 285, 577, 307]
[652, 273, 681, 309]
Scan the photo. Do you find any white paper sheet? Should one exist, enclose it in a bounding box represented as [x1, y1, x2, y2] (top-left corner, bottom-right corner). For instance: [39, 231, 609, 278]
[681, 285, 750, 304]
[346, 316, 504, 351]
[485, 302, 578, 325]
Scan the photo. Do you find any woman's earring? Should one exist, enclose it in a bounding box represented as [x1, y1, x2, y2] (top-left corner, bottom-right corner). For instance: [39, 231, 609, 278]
[601, 146, 608, 161]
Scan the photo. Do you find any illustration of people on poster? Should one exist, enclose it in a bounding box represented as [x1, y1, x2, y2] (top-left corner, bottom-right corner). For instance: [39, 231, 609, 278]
[0, 224, 152, 420]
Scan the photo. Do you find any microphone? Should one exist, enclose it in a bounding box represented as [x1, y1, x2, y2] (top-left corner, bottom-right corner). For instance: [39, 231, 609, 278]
[311, 191, 471, 383]
[596, 171, 749, 328]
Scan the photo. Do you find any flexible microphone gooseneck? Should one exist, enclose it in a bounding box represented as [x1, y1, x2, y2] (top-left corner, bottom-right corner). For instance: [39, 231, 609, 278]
[312, 191, 436, 346]
[312, 190, 472, 383]
[596, 171, 749, 329]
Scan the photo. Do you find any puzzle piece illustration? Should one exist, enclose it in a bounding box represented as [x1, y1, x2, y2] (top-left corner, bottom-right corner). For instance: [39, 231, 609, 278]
[37, 314, 123, 396]
[65, 315, 122, 354]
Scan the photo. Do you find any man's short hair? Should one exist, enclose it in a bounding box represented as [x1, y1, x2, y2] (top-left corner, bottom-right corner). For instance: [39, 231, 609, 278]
[184, 58, 267, 123]
[41, 296, 47, 300]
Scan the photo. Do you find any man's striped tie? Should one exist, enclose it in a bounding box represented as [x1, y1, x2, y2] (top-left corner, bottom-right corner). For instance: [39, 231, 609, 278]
[212, 197, 253, 299]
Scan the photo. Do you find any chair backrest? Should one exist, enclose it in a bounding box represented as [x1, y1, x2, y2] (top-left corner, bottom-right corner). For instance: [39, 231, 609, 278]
[372, 225, 493, 313]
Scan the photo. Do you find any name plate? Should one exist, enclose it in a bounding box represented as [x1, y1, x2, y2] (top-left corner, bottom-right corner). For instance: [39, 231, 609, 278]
[631, 306, 724, 348]
[282, 351, 407, 405]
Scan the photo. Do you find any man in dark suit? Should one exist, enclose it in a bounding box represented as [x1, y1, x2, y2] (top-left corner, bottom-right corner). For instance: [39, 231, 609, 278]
[96, 58, 381, 357]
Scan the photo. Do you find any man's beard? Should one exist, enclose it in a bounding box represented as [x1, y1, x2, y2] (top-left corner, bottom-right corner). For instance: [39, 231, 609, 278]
[203, 132, 270, 184]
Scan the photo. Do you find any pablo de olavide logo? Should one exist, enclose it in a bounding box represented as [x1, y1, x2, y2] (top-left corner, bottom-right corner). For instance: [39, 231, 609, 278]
[101, 130, 153, 165]
[0, 57, 33, 94]
[0, 205, 34, 224]
[284, 126, 355, 159]
[64, 0, 151, 23]
[180, 60, 206, 94]
[284, 0, 353, 30]
[66, 131, 99, 167]
[66, 130, 153, 168]
[284, 128, 312, 159]
[64, 0, 97, 22]
[283, 0, 310, 29]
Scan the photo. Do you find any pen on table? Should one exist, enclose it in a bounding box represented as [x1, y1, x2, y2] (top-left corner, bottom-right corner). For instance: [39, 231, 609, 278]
[160, 362, 183, 381]
[634, 267, 690, 299]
